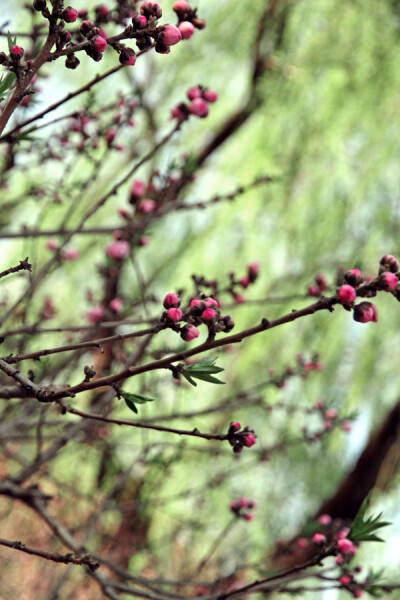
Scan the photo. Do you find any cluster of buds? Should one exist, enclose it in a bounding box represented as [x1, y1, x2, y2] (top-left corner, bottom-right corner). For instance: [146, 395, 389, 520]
[227, 421, 256, 453]
[171, 85, 218, 121]
[173, 0, 206, 40]
[336, 255, 400, 324]
[0, 45, 31, 80]
[296, 352, 324, 373]
[313, 401, 353, 433]
[160, 292, 235, 342]
[229, 497, 255, 521]
[307, 272, 328, 297]
[227, 262, 260, 304]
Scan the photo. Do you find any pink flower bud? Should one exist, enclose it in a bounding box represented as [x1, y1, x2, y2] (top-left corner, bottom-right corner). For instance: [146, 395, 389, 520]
[202, 308, 216, 320]
[248, 262, 260, 278]
[238, 496, 250, 507]
[139, 199, 156, 213]
[312, 533, 326, 545]
[308, 285, 321, 297]
[325, 408, 338, 420]
[119, 48, 137, 66]
[344, 268, 363, 286]
[139, 236, 150, 246]
[118, 207, 129, 218]
[173, 0, 190, 11]
[160, 24, 182, 46]
[337, 538, 357, 556]
[46, 238, 59, 250]
[106, 240, 130, 259]
[190, 298, 203, 308]
[163, 293, 181, 309]
[341, 420, 352, 432]
[240, 276, 250, 288]
[230, 421, 241, 432]
[203, 89, 218, 103]
[354, 590, 364, 598]
[140, 0, 162, 18]
[87, 306, 105, 324]
[187, 86, 202, 100]
[131, 179, 146, 199]
[64, 248, 79, 261]
[297, 537, 309, 548]
[105, 128, 116, 144]
[338, 284, 356, 303]
[133, 14, 147, 28]
[97, 4, 109, 16]
[335, 555, 344, 565]
[178, 21, 195, 39]
[340, 575, 351, 585]
[243, 433, 256, 447]
[234, 294, 245, 304]
[205, 297, 218, 308]
[62, 6, 78, 22]
[80, 20, 95, 35]
[318, 514, 332, 525]
[167, 307, 182, 322]
[93, 36, 107, 53]
[188, 98, 209, 118]
[353, 301, 378, 323]
[244, 513, 254, 521]
[171, 104, 187, 120]
[336, 527, 351, 539]
[380, 254, 399, 273]
[315, 272, 327, 291]
[10, 45, 24, 59]
[378, 271, 398, 291]
[109, 298, 123, 313]
[180, 324, 200, 342]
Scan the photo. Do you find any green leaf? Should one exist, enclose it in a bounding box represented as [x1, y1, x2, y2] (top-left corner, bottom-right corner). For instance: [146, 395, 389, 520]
[182, 357, 225, 385]
[181, 372, 198, 387]
[7, 31, 17, 52]
[0, 72, 15, 98]
[121, 391, 155, 415]
[349, 497, 391, 544]
[187, 372, 225, 384]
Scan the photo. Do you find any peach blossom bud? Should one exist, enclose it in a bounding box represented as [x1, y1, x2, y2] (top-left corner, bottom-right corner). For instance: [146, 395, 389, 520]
[87, 306, 105, 324]
[139, 199, 156, 213]
[109, 298, 123, 313]
[163, 293, 180, 308]
[46, 238, 59, 250]
[188, 98, 209, 118]
[106, 240, 130, 259]
[180, 324, 199, 341]
[64, 248, 79, 261]
[167, 308, 182, 321]
[178, 21, 195, 39]
[338, 284, 356, 303]
[93, 36, 107, 52]
[160, 24, 182, 46]
[353, 301, 378, 323]
[203, 89, 218, 103]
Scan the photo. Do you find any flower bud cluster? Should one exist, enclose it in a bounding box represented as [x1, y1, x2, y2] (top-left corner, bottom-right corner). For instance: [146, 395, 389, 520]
[229, 496, 255, 521]
[336, 255, 400, 324]
[171, 85, 219, 121]
[173, 0, 206, 40]
[226, 262, 260, 304]
[160, 293, 235, 342]
[307, 272, 328, 297]
[227, 421, 256, 453]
